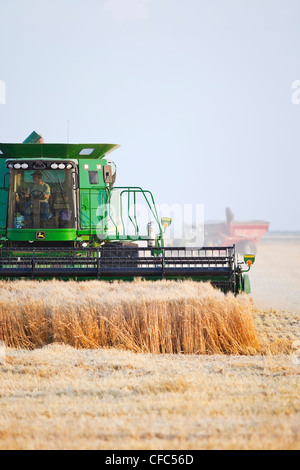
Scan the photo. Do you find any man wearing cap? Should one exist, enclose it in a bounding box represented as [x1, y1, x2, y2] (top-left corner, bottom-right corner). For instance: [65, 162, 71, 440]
[24, 171, 51, 223]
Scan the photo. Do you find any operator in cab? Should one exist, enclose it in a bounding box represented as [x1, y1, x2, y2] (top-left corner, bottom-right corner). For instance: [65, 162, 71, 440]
[24, 170, 51, 222]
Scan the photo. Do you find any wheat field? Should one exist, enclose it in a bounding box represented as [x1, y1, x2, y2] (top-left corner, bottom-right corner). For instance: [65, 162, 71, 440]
[0, 345, 299, 450]
[0, 240, 299, 450]
[0, 279, 259, 355]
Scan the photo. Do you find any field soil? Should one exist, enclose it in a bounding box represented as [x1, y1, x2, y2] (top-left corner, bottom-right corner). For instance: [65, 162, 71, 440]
[0, 238, 299, 450]
[250, 238, 300, 312]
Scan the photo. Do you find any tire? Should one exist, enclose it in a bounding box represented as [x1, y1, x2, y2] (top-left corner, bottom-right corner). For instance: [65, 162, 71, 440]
[242, 274, 251, 294]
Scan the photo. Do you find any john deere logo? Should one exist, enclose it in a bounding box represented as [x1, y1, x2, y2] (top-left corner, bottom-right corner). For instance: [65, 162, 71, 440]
[36, 231, 46, 240]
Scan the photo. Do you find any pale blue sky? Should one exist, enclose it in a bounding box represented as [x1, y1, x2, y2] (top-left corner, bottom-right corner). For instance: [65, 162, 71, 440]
[1, 0, 300, 231]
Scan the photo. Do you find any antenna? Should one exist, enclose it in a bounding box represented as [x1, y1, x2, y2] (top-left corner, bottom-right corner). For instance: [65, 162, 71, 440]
[67, 120, 70, 143]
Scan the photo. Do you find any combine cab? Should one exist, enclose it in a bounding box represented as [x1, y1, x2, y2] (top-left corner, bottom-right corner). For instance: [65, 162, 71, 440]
[0, 132, 255, 294]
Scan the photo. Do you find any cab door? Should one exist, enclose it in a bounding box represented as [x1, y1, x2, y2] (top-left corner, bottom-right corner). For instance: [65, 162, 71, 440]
[80, 189, 107, 230]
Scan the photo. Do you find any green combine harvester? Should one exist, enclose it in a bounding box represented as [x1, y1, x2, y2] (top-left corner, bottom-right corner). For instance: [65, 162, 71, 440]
[0, 132, 255, 293]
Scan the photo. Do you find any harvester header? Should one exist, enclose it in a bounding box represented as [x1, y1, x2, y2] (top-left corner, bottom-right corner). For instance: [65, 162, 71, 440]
[0, 132, 255, 294]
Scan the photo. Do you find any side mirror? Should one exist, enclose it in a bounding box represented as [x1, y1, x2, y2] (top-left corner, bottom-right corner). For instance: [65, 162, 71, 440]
[161, 217, 172, 232]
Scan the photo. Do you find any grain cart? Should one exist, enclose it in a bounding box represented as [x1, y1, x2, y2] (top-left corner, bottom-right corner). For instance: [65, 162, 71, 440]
[0, 132, 254, 293]
[203, 208, 269, 255]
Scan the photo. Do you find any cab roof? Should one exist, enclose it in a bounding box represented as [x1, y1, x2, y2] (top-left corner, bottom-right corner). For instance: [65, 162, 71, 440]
[0, 143, 120, 160]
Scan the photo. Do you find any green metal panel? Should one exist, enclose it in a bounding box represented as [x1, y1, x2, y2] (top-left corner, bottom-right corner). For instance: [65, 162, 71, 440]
[79, 190, 107, 230]
[0, 143, 120, 160]
[78, 159, 108, 231]
[242, 274, 251, 294]
[78, 159, 107, 187]
[7, 228, 77, 242]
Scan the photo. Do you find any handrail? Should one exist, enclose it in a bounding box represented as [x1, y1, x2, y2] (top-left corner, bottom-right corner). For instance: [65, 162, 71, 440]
[79, 185, 164, 244]
[113, 186, 163, 243]
[1, 172, 9, 191]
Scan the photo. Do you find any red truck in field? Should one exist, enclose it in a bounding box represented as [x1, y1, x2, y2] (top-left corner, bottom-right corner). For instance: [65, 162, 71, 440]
[204, 208, 269, 255]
